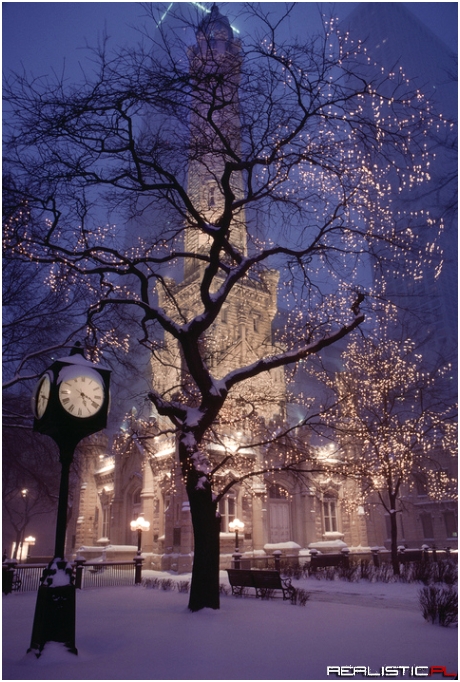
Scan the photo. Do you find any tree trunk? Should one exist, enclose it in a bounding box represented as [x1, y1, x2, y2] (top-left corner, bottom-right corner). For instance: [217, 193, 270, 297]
[389, 493, 400, 576]
[178, 435, 221, 612]
[187, 483, 221, 611]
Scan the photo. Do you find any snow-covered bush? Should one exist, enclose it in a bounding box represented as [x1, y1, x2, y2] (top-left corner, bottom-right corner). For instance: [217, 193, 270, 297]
[432, 560, 457, 585]
[419, 585, 458, 627]
[337, 564, 361, 582]
[401, 559, 457, 586]
[282, 564, 304, 580]
[292, 588, 310, 607]
[401, 560, 432, 585]
[143, 577, 161, 589]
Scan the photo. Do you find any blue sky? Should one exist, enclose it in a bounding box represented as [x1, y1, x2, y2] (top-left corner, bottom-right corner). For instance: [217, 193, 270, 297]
[3, 2, 457, 82]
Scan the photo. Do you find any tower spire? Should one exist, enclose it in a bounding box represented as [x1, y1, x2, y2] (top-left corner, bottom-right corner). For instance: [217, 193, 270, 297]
[186, 4, 246, 279]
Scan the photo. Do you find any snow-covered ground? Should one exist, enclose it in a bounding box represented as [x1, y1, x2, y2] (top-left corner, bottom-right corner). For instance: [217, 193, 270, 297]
[2, 571, 457, 680]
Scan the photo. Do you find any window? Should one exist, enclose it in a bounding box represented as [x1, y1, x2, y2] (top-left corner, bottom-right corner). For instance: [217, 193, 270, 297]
[444, 512, 457, 538]
[219, 493, 236, 532]
[173, 527, 181, 547]
[208, 186, 216, 208]
[323, 497, 337, 533]
[420, 512, 434, 539]
[414, 474, 428, 496]
[102, 505, 110, 539]
[131, 487, 142, 525]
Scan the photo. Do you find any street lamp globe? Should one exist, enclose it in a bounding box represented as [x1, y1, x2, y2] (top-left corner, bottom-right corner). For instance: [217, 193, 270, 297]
[130, 514, 150, 555]
[229, 518, 245, 534]
[229, 518, 245, 553]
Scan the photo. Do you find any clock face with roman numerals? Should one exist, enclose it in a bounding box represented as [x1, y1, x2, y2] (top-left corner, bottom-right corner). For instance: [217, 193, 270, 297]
[58, 374, 104, 418]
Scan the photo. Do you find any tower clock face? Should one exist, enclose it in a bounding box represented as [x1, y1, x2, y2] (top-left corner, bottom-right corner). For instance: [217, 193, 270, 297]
[58, 374, 104, 418]
[34, 374, 51, 419]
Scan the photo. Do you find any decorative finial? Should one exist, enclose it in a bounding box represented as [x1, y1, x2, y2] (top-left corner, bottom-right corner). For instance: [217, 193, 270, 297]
[69, 341, 85, 357]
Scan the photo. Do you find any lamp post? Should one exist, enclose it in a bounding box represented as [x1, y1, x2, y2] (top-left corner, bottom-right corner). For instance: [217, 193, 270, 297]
[229, 518, 244, 569]
[130, 514, 150, 584]
[28, 342, 111, 658]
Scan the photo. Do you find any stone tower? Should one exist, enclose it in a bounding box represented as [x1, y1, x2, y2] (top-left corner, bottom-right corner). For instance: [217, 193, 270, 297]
[153, 5, 286, 422]
[153, 5, 287, 571]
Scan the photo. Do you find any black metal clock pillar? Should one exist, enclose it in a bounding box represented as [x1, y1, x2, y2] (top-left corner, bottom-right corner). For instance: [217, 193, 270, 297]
[28, 343, 111, 659]
[54, 445, 74, 561]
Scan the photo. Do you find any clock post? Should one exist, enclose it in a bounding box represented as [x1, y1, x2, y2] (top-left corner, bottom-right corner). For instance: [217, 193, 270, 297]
[28, 342, 111, 659]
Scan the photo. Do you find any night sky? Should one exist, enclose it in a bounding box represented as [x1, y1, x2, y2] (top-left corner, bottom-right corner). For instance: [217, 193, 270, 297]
[3, 2, 458, 82]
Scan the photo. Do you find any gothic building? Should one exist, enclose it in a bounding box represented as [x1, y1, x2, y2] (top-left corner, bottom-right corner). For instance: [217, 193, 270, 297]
[70, 6, 366, 568]
[70, 5, 456, 568]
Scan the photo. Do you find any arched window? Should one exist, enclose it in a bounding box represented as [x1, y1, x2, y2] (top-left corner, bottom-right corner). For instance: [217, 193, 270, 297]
[131, 487, 142, 520]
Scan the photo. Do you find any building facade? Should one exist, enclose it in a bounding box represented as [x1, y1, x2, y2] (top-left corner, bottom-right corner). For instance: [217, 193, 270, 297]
[69, 5, 456, 568]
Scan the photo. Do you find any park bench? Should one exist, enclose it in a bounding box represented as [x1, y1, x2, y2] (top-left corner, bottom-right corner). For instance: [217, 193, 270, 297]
[227, 569, 296, 602]
[309, 552, 349, 573]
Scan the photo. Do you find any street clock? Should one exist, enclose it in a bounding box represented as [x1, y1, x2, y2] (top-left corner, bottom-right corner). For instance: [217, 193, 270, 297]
[32, 342, 111, 452]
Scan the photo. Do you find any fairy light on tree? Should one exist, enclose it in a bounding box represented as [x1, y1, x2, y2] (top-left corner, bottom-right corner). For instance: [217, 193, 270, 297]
[3, 4, 454, 610]
[312, 321, 457, 575]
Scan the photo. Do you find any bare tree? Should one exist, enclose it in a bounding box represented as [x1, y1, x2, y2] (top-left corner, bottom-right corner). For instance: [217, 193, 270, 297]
[2, 412, 62, 559]
[3, 4, 449, 609]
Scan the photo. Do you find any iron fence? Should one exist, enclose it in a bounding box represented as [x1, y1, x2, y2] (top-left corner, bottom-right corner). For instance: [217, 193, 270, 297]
[232, 548, 457, 573]
[3, 546, 456, 594]
[2, 560, 137, 593]
[2, 563, 47, 593]
[76, 561, 136, 589]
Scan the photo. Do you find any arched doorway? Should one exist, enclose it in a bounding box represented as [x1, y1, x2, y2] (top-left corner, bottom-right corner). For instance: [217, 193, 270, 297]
[268, 483, 290, 543]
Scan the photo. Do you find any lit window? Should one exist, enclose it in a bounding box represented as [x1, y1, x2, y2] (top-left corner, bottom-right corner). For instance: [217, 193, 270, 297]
[219, 493, 236, 532]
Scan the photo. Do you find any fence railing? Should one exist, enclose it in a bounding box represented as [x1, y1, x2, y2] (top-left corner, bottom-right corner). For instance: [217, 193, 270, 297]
[2, 558, 138, 594]
[75, 561, 136, 589]
[3, 546, 456, 594]
[232, 547, 457, 572]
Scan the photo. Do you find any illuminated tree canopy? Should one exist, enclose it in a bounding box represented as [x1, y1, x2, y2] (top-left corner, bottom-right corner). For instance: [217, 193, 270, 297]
[312, 325, 457, 572]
